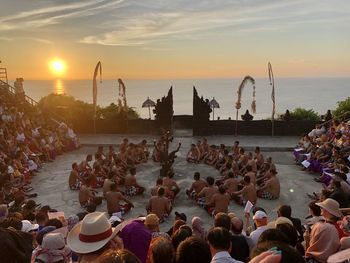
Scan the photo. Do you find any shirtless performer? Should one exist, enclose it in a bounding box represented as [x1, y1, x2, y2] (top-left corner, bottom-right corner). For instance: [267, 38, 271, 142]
[244, 165, 257, 186]
[205, 145, 218, 165]
[151, 178, 173, 200]
[124, 167, 145, 197]
[69, 162, 84, 190]
[78, 154, 93, 179]
[186, 143, 201, 163]
[103, 171, 115, 197]
[197, 176, 219, 208]
[223, 172, 239, 196]
[254, 146, 264, 170]
[257, 169, 280, 200]
[186, 172, 208, 200]
[163, 170, 180, 198]
[146, 187, 171, 222]
[79, 180, 102, 208]
[231, 176, 257, 206]
[105, 183, 134, 216]
[206, 185, 231, 216]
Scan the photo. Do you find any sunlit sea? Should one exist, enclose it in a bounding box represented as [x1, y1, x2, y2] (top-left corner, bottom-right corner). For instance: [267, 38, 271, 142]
[20, 77, 350, 120]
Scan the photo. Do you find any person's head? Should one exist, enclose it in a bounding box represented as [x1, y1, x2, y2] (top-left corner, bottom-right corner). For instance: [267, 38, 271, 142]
[214, 213, 231, 231]
[243, 175, 251, 184]
[97, 249, 141, 263]
[255, 146, 260, 153]
[206, 176, 214, 186]
[0, 217, 22, 230]
[110, 183, 117, 192]
[176, 237, 211, 263]
[207, 227, 231, 255]
[194, 172, 200, 180]
[227, 172, 234, 178]
[145, 214, 160, 232]
[218, 185, 226, 194]
[257, 229, 289, 245]
[172, 219, 186, 233]
[67, 212, 119, 255]
[148, 237, 175, 263]
[46, 218, 63, 229]
[0, 227, 33, 263]
[231, 217, 243, 235]
[157, 187, 165, 197]
[316, 198, 341, 221]
[35, 233, 72, 263]
[130, 167, 136, 176]
[253, 211, 268, 227]
[277, 205, 292, 218]
[175, 212, 187, 222]
[86, 154, 93, 162]
[72, 162, 78, 170]
[308, 201, 321, 217]
[35, 211, 49, 226]
[171, 227, 192, 251]
[275, 223, 298, 247]
[246, 165, 252, 172]
[250, 241, 305, 263]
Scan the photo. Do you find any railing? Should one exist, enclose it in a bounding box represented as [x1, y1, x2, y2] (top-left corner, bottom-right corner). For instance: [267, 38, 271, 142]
[320, 111, 350, 127]
[0, 79, 66, 122]
[0, 68, 8, 84]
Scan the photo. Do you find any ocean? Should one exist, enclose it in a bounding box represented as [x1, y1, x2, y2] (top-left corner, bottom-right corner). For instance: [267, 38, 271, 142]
[20, 77, 350, 120]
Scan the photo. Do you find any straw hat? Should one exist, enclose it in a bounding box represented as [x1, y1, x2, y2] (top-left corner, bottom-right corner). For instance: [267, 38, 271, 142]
[316, 198, 342, 218]
[36, 233, 71, 263]
[67, 212, 118, 254]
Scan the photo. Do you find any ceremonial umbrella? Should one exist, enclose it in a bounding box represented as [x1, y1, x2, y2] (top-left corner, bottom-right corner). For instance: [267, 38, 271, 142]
[209, 97, 220, 120]
[142, 97, 156, 119]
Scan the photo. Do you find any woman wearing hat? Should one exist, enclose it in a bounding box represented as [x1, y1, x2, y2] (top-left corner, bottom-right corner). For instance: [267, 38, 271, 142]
[304, 199, 341, 263]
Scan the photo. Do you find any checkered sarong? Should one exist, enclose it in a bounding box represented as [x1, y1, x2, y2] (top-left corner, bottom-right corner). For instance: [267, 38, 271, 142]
[197, 197, 206, 207]
[70, 181, 81, 190]
[258, 190, 276, 200]
[125, 186, 137, 196]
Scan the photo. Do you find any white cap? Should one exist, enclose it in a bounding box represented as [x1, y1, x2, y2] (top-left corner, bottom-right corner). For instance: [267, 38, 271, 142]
[21, 220, 39, 232]
[253, 211, 267, 220]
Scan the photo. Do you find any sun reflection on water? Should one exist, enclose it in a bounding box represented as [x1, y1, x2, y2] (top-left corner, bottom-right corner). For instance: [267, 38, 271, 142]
[54, 79, 65, 95]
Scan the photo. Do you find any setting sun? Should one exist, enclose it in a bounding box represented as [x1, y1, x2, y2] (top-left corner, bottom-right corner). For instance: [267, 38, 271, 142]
[49, 59, 66, 76]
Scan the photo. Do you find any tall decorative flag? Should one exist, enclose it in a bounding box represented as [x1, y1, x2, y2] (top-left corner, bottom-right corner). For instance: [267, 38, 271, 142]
[92, 61, 102, 133]
[268, 62, 275, 136]
[117, 78, 127, 112]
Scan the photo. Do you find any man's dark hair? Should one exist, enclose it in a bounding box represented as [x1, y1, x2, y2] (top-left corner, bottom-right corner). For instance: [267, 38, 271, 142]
[0, 217, 22, 230]
[45, 218, 63, 229]
[276, 223, 298, 247]
[308, 201, 321, 216]
[228, 172, 234, 178]
[172, 228, 192, 251]
[258, 229, 289, 245]
[214, 213, 231, 231]
[218, 185, 226, 194]
[149, 237, 175, 263]
[110, 183, 117, 191]
[158, 187, 165, 196]
[194, 172, 200, 180]
[176, 237, 211, 263]
[278, 205, 292, 218]
[206, 176, 215, 186]
[207, 227, 231, 251]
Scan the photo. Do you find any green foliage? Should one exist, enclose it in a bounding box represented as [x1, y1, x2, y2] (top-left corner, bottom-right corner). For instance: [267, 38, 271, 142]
[289, 108, 321, 121]
[37, 94, 139, 122]
[333, 97, 350, 119]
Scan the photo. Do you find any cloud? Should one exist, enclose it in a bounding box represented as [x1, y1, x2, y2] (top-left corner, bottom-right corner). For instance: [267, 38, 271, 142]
[79, 0, 350, 46]
[0, 0, 125, 31]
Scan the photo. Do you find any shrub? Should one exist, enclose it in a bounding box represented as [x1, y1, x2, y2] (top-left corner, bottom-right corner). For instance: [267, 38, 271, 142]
[37, 93, 139, 122]
[289, 108, 321, 121]
[333, 97, 350, 119]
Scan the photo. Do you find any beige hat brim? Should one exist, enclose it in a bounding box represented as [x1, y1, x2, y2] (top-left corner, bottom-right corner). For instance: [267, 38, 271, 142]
[316, 202, 342, 218]
[67, 222, 118, 254]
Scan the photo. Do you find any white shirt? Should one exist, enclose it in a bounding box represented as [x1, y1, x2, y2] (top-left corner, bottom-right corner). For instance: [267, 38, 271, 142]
[211, 251, 243, 263]
[249, 225, 268, 245]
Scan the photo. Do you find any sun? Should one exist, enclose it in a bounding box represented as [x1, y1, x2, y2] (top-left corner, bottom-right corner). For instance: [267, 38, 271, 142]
[49, 58, 66, 76]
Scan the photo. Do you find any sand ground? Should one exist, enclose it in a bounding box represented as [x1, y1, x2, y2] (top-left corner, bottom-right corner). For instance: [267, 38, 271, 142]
[31, 134, 320, 231]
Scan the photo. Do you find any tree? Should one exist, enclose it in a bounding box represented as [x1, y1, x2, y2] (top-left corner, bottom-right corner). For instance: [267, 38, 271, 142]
[289, 108, 321, 121]
[333, 97, 350, 119]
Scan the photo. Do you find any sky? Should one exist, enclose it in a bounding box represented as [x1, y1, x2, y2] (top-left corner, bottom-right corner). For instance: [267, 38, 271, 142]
[1, 0, 350, 80]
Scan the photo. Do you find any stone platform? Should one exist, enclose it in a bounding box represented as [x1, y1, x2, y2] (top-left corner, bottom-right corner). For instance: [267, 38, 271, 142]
[31, 134, 319, 231]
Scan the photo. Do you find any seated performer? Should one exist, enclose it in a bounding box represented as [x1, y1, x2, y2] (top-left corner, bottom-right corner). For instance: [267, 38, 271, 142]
[186, 172, 208, 200]
[124, 167, 145, 197]
[106, 183, 134, 216]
